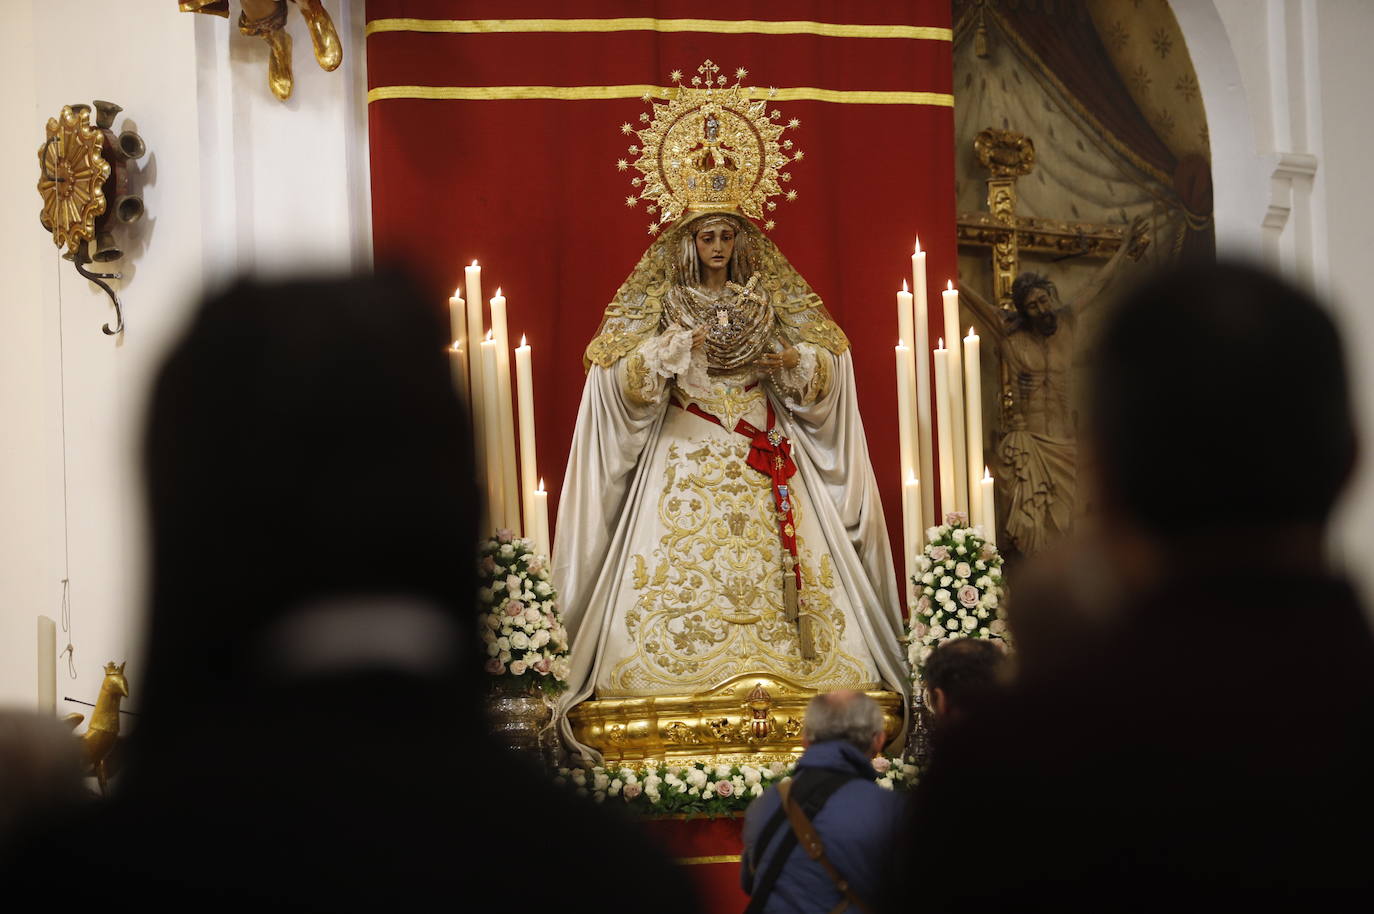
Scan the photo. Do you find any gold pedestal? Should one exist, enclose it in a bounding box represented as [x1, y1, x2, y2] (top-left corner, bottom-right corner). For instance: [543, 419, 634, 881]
[568, 673, 903, 766]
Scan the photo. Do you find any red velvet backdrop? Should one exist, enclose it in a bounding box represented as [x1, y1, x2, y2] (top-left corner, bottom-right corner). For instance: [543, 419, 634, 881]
[365, 2, 957, 597]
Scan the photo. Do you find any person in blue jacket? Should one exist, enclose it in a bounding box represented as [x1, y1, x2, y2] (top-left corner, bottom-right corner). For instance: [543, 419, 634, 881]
[741, 691, 905, 914]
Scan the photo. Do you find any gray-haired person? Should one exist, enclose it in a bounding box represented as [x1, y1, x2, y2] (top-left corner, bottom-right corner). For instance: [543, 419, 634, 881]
[741, 691, 904, 914]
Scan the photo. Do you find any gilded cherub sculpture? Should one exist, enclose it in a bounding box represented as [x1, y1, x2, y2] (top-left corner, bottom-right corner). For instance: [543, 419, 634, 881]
[181, 0, 342, 101]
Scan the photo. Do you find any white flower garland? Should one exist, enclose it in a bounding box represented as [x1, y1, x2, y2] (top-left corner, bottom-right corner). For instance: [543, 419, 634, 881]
[906, 514, 1011, 686]
[555, 755, 920, 813]
[477, 530, 570, 696]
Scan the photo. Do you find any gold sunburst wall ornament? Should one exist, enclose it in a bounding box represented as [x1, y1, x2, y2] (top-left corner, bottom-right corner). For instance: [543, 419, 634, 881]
[37, 102, 148, 335]
[625, 60, 802, 233]
[38, 106, 110, 254]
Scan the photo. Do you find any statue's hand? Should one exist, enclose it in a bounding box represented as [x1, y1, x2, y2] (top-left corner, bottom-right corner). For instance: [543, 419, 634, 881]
[690, 324, 709, 348]
[755, 347, 800, 371]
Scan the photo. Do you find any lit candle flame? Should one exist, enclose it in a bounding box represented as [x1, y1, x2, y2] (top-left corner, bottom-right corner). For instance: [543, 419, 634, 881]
[915, 238, 921, 254]
[898, 338, 905, 347]
[450, 341, 461, 351]
[537, 478, 545, 493]
[907, 472, 918, 485]
[520, 334, 527, 347]
[485, 330, 493, 341]
[938, 337, 945, 348]
[453, 287, 462, 298]
[495, 287, 502, 298]
[471, 260, 478, 267]
[902, 278, 909, 293]
[966, 326, 977, 339]
[983, 466, 993, 481]
[946, 280, 954, 291]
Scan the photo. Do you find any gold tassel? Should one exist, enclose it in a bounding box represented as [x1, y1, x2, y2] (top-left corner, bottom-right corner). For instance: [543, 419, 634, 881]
[799, 616, 816, 660]
[783, 555, 799, 622]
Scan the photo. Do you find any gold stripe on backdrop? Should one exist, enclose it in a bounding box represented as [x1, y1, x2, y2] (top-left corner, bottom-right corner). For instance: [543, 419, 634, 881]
[367, 85, 954, 107]
[365, 17, 953, 41]
[673, 855, 742, 866]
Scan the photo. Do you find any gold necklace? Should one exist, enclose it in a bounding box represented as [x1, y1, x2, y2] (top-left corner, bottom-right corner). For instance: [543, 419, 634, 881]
[664, 275, 773, 371]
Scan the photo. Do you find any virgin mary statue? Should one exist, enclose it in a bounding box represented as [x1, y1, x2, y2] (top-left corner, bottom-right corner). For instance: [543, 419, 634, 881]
[553, 63, 906, 759]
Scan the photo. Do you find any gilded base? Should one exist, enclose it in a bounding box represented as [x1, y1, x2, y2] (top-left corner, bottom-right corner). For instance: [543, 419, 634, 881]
[568, 673, 904, 765]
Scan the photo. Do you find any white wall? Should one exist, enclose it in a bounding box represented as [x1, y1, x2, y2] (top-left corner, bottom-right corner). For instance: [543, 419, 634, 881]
[1177, 0, 1374, 601]
[0, 1, 372, 710]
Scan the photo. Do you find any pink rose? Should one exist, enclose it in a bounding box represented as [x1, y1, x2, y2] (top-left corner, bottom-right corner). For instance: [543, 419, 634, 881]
[528, 557, 546, 574]
[916, 595, 931, 614]
[506, 574, 522, 593]
[912, 622, 929, 639]
[929, 546, 950, 562]
[958, 585, 980, 608]
[496, 529, 514, 544]
[479, 555, 498, 576]
[505, 600, 525, 617]
[534, 658, 551, 675]
[955, 562, 971, 580]
[622, 782, 643, 800]
[715, 780, 734, 798]
[509, 660, 528, 676]
[945, 512, 967, 526]
[979, 543, 997, 561]
[871, 756, 892, 773]
[484, 658, 506, 675]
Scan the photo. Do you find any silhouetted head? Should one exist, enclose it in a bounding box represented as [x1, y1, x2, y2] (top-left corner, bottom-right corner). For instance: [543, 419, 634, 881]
[923, 638, 1008, 722]
[1012, 272, 1059, 337]
[1087, 261, 1355, 545]
[137, 273, 479, 746]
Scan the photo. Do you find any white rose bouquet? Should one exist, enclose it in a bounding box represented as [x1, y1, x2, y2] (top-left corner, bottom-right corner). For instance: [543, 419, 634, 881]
[906, 513, 1011, 685]
[477, 529, 570, 697]
[554, 755, 920, 814]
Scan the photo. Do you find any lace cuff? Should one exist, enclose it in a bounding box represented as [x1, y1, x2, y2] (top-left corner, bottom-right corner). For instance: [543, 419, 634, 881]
[641, 327, 694, 378]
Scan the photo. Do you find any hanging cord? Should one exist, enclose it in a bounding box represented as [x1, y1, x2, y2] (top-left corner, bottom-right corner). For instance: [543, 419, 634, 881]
[60, 579, 76, 679]
[56, 255, 78, 680]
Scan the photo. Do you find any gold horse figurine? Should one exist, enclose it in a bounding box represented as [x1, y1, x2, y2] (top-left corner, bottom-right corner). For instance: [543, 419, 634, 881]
[63, 661, 129, 796]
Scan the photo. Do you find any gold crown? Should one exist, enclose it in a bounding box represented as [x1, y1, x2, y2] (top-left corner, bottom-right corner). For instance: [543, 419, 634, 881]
[619, 60, 802, 234]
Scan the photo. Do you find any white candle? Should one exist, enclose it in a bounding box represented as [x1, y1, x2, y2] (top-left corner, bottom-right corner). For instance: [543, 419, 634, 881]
[515, 335, 539, 544]
[897, 282, 914, 368]
[896, 340, 918, 590]
[942, 282, 967, 514]
[465, 262, 488, 498]
[532, 478, 551, 559]
[903, 474, 923, 615]
[37, 615, 56, 714]
[480, 335, 505, 533]
[894, 341, 916, 488]
[980, 467, 997, 547]
[448, 288, 467, 358]
[448, 342, 469, 407]
[489, 289, 522, 536]
[933, 341, 956, 521]
[448, 288, 470, 405]
[912, 241, 935, 531]
[963, 327, 985, 528]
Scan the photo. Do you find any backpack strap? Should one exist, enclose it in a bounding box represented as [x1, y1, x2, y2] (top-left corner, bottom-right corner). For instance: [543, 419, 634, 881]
[743, 769, 858, 914]
[779, 779, 875, 914]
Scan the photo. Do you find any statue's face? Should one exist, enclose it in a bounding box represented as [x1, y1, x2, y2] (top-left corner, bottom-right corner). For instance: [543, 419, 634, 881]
[694, 223, 736, 272]
[1022, 287, 1059, 336]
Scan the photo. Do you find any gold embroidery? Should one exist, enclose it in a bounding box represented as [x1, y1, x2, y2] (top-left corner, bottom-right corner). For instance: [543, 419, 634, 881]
[679, 382, 764, 429]
[807, 349, 833, 402]
[622, 351, 656, 405]
[609, 433, 866, 694]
